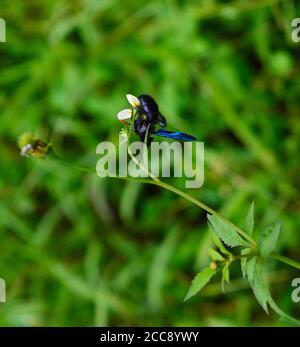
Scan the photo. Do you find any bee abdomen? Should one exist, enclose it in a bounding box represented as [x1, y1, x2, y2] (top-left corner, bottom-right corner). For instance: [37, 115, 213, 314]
[138, 94, 160, 116]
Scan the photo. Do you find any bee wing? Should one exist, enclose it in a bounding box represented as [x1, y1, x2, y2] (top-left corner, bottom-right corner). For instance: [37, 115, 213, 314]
[155, 129, 196, 141]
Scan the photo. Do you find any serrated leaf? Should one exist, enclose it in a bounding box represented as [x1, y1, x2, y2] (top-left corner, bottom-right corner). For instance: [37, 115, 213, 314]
[258, 222, 281, 257]
[208, 214, 249, 248]
[246, 257, 270, 313]
[208, 248, 225, 262]
[245, 201, 255, 235]
[184, 267, 216, 301]
[245, 256, 300, 324]
[252, 261, 270, 313]
[210, 230, 231, 256]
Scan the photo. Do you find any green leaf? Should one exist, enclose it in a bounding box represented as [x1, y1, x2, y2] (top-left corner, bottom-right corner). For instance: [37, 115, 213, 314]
[258, 222, 281, 257]
[210, 230, 231, 256]
[245, 201, 255, 235]
[46, 260, 93, 301]
[241, 248, 252, 278]
[245, 255, 257, 285]
[246, 256, 270, 313]
[245, 256, 300, 324]
[184, 267, 216, 301]
[241, 258, 247, 278]
[221, 262, 230, 292]
[208, 214, 249, 248]
[208, 248, 225, 262]
[250, 259, 270, 313]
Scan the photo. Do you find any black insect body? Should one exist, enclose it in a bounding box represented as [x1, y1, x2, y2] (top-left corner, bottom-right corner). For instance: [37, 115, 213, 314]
[133, 94, 166, 145]
[133, 94, 196, 145]
[138, 94, 167, 127]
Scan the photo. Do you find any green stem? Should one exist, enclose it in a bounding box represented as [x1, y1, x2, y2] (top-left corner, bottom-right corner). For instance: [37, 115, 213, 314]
[54, 157, 152, 185]
[144, 123, 151, 146]
[54, 156, 300, 270]
[126, 109, 159, 181]
[51, 118, 300, 270]
[127, 112, 256, 246]
[55, 157, 95, 175]
[125, 122, 300, 268]
[149, 179, 257, 247]
[270, 253, 300, 270]
[127, 108, 137, 145]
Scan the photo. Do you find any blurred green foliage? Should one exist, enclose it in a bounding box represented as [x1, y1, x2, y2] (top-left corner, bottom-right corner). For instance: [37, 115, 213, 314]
[0, 0, 300, 326]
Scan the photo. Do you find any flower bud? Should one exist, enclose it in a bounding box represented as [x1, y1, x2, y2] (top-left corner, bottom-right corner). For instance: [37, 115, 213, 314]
[18, 133, 53, 159]
[209, 261, 218, 270]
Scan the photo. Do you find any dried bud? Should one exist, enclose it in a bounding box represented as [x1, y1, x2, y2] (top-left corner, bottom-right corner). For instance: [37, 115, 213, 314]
[18, 133, 53, 159]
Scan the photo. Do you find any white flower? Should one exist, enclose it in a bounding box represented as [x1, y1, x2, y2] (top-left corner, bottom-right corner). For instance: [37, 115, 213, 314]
[117, 94, 140, 122]
[21, 143, 33, 157]
[117, 108, 132, 121]
[126, 94, 140, 107]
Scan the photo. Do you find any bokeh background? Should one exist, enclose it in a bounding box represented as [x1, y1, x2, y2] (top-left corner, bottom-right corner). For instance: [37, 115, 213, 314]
[1, 0, 300, 326]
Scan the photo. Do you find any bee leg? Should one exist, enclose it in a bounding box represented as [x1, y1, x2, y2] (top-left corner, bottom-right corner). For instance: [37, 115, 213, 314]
[158, 113, 167, 127]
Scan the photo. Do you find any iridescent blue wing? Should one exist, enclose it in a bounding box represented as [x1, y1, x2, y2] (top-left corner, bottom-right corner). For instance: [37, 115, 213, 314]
[155, 129, 196, 141]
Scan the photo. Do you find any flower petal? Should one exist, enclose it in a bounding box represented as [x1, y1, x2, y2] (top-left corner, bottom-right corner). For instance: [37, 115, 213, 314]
[117, 108, 132, 120]
[21, 144, 33, 157]
[126, 94, 140, 107]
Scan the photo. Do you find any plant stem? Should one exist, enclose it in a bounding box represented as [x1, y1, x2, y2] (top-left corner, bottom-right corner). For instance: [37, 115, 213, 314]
[55, 156, 300, 270]
[124, 112, 256, 246]
[52, 119, 300, 270]
[54, 157, 151, 185]
[149, 179, 257, 247]
[270, 253, 300, 270]
[125, 123, 300, 268]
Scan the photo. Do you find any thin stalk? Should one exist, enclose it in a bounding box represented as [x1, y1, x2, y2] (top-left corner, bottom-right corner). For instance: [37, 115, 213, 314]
[54, 156, 300, 270]
[270, 253, 300, 270]
[127, 109, 159, 181]
[49, 118, 300, 270]
[54, 157, 151, 185]
[125, 118, 256, 247]
[149, 179, 257, 247]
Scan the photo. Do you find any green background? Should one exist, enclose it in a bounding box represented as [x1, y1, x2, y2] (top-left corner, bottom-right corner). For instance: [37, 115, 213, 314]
[0, 0, 300, 326]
